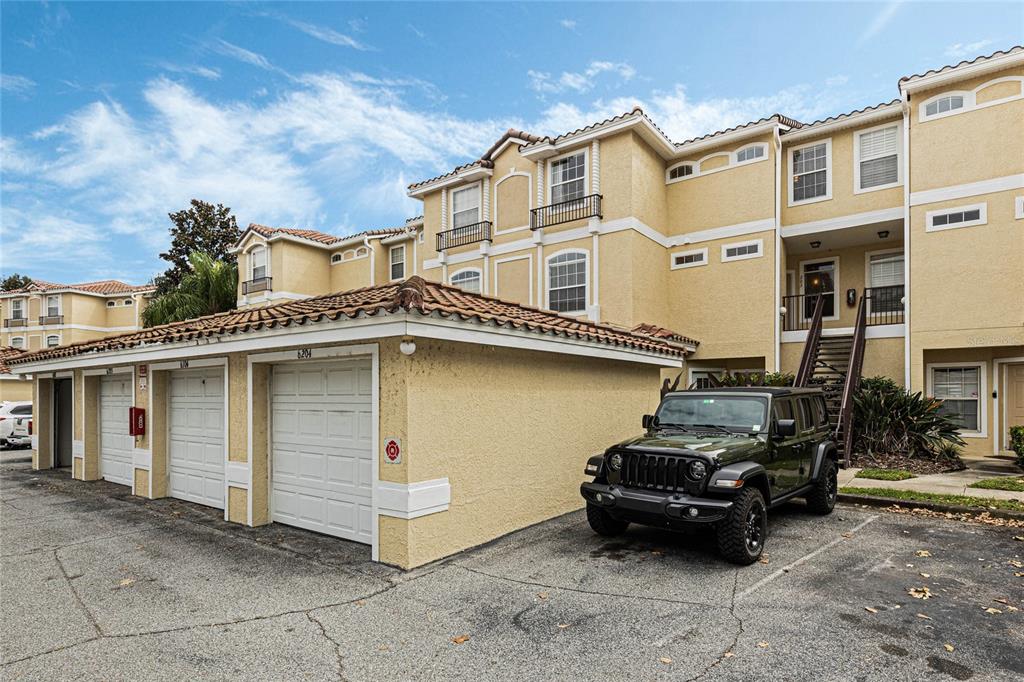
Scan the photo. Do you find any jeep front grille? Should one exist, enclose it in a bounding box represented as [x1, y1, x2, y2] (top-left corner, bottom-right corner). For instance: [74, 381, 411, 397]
[616, 452, 705, 494]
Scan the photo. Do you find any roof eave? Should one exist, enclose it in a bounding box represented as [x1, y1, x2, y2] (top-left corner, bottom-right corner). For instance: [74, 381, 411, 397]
[407, 164, 494, 198]
[672, 120, 785, 157]
[781, 103, 902, 143]
[519, 114, 677, 161]
[900, 49, 1024, 94]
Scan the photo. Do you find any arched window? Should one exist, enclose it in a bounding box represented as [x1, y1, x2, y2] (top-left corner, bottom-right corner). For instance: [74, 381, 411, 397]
[667, 163, 694, 181]
[735, 144, 766, 163]
[10, 337, 24, 349]
[547, 251, 588, 314]
[250, 246, 267, 280]
[924, 95, 964, 118]
[450, 269, 482, 294]
[45, 335, 60, 348]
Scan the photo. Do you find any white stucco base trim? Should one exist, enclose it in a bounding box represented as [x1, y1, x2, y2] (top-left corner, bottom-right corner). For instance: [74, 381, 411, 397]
[376, 478, 451, 520]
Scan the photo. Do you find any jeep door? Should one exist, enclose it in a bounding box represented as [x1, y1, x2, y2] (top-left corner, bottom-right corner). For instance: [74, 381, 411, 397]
[793, 397, 819, 487]
[769, 399, 801, 496]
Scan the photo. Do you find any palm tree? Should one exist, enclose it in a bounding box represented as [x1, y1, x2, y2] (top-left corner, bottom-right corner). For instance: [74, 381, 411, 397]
[142, 251, 237, 327]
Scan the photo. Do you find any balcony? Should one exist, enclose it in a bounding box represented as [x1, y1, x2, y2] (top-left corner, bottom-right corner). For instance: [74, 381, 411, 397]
[437, 221, 492, 251]
[530, 193, 602, 230]
[242, 277, 273, 294]
[781, 287, 903, 332]
[39, 315, 64, 325]
[3, 318, 26, 328]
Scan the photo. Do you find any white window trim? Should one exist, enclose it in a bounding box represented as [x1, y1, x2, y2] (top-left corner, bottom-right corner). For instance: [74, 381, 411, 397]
[9, 336, 25, 349]
[918, 76, 1024, 122]
[666, 144, 770, 185]
[449, 267, 483, 292]
[547, 147, 588, 205]
[544, 248, 590, 316]
[853, 121, 903, 195]
[45, 334, 61, 348]
[493, 171, 533, 235]
[787, 138, 833, 207]
[721, 239, 764, 263]
[733, 143, 768, 166]
[1015, 196, 1024, 220]
[389, 244, 406, 281]
[670, 247, 709, 270]
[449, 181, 482, 231]
[925, 202, 987, 233]
[106, 300, 117, 308]
[926, 361, 988, 438]
[863, 247, 904, 317]
[10, 298, 25, 319]
[799, 255, 840, 323]
[44, 294, 62, 317]
[331, 247, 370, 265]
[665, 161, 695, 184]
[248, 244, 270, 280]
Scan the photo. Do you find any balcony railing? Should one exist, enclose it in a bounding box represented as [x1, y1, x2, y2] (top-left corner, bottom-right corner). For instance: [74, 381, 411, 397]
[530, 193, 602, 230]
[782, 286, 904, 331]
[864, 285, 904, 326]
[242, 277, 273, 294]
[437, 221, 492, 251]
[3, 318, 26, 328]
[39, 315, 64, 325]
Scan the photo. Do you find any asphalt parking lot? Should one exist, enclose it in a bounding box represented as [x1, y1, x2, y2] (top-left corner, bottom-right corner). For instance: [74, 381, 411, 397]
[2, 460, 1022, 681]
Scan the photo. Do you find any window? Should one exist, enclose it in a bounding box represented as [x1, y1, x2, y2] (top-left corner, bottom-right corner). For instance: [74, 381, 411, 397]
[451, 184, 480, 229]
[772, 399, 794, 423]
[931, 366, 982, 433]
[671, 248, 708, 270]
[123, 298, 132, 306]
[721, 240, 763, 263]
[867, 251, 904, 314]
[814, 396, 829, 426]
[10, 404, 31, 415]
[926, 204, 986, 232]
[45, 335, 59, 348]
[549, 151, 586, 204]
[657, 394, 768, 433]
[667, 163, 694, 181]
[797, 398, 813, 430]
[735, 144, 766, 163]
[250, 246, 267, 280]
[106, 300, 116, 308]
[331, 253, 342, 264]
[924, 95, 964, 118]
[790, 140, 830, 204]
[10, 337, 24, 349]
[547, 251, 587, 314]
[856, 124, 899, 191]
[389, 245, 405, 280]
[46, 295, 59, 317]
[802, 259, 837, 319]
[450, 269, 482, 294]
[11, 299, 24, 319]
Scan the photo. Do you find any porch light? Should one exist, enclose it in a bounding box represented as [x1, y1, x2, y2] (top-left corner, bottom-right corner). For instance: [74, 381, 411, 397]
[810, 240, 822, 249]
[400, 338, 417, 355]
[779, 306, 787, 316]
[878, 230, 890, 239]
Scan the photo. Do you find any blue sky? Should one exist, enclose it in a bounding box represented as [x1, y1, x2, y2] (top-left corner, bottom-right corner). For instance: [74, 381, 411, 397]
[1, 1, 1021, 285]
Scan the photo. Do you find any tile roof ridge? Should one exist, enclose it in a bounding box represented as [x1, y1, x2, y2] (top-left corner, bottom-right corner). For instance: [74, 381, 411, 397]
[899, 44, 1024, 83]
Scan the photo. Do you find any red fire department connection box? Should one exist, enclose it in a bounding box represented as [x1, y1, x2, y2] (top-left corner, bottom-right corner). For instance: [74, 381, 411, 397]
[129, 407, 146, 436]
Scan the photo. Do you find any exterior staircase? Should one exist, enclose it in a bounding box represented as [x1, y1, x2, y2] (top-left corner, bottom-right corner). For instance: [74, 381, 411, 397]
[809, 335, 853, 459]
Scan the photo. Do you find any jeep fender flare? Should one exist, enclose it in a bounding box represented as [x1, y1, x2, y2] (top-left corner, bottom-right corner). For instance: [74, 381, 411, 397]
[810, 441, 839, 481]
[709, 462, 769, 499]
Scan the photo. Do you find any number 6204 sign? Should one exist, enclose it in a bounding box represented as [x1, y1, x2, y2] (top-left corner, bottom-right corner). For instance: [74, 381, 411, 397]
[383, 438, 401, 464]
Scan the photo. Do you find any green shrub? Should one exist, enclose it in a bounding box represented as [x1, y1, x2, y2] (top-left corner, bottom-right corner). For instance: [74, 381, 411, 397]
[852, 376, 965, 459]
[714, 371, 795, 387]
[1010, 426, 1024, 467]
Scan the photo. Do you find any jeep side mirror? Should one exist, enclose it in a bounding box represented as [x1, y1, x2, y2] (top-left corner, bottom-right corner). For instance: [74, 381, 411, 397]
[642, 414, 659, 430]
[773, 419, 796, 439]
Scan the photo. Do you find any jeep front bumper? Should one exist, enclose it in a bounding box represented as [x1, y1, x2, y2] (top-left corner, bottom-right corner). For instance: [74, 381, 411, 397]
[580, 481, 733, 523]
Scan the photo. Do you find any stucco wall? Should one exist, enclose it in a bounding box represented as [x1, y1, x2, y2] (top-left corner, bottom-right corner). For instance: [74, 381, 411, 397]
[0, 379, 32, 403]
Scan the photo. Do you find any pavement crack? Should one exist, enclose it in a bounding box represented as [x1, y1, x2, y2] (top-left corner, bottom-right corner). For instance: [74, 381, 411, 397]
[306, 611, 348, 682]
[52, 549, 104, 637]
[684, 569, 744, 682]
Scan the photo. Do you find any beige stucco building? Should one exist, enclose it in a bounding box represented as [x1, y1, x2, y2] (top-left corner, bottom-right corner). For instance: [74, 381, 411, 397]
[9, 45, 1024, 568]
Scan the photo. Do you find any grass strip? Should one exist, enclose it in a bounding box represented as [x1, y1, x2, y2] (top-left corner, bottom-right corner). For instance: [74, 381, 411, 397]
[840, 487, 1024, 513]
[855, 468, 916, 481]
[967, 477, 1024, 493]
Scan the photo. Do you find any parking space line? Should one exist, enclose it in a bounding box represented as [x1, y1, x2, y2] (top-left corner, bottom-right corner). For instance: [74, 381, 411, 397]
[736, 515, 879, 599]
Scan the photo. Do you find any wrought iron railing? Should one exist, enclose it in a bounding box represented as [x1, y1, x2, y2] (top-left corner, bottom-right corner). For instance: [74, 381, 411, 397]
[781, 292, 830, 332]
[864, 285, 904, 326]
[837, 294, 868, 468]
[530, 193, 602, 230]
[3, 318, 27, 328]
[39, 315, 64, 325]
[436, 221, 492, 251]
[242, 277, 272, 294]
[794, 294, 825, 387]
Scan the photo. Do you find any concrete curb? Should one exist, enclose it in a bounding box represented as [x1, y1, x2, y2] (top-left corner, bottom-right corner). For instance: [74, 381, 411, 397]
[838, 493, 1024, 521]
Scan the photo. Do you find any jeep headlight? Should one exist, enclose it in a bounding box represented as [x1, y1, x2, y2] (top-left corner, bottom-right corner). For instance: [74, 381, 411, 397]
[608, 453, 623, 471]
[689, 460, 707, 479]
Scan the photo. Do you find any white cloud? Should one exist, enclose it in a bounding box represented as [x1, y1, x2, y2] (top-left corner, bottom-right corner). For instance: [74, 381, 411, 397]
[825, 75, 849, 87]
[407, 24, 426, 40]
[559, 19, 577, 31]
[944, 39, 995, 59]
[156, 62, 221, 80]
[211, 39, 277, 72]
[857, 1, 903, 46]
[529, 61, 636, 95]
[1, 74, 36, 95]
[281, 17, 370, 51]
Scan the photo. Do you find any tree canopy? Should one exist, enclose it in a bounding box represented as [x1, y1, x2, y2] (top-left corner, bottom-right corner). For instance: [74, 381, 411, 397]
[155, 199, 240, 294]
[0, 274, 32, 291]
[142, 252, 237, 327]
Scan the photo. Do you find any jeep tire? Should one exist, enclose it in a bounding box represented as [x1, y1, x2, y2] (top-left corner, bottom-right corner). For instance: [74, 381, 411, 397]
[717, 487, 767, 565]
[805, 457, 838, 515]
[586, 503, 629, 537]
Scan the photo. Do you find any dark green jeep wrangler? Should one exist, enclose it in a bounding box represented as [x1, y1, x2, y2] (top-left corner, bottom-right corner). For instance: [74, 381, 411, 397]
[580, 387, 838, 564]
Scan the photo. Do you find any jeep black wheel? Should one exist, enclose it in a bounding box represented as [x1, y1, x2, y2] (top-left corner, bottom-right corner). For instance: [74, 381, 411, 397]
[717, 487, 767, 565]
[586, 503, 629, 537]
[805, 458, 837, 515]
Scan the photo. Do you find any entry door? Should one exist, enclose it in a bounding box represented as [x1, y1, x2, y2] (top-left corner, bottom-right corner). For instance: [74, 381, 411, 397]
[99, 374, 133, 486]
[1007, 365, 1024, 450]
[168, 367, 226, 509]
[271, 359, 373, 544]
[54, 378, 73, 468]
[802, 260, 836, 318]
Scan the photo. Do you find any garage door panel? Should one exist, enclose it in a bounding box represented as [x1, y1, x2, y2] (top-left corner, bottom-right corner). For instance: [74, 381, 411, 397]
[272, 359, 373, 545]
[167, 367, 225, 509]
[100, 375, 133, 487]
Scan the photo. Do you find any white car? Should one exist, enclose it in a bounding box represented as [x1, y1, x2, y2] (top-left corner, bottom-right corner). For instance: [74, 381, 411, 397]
[0, 401, 32, 449]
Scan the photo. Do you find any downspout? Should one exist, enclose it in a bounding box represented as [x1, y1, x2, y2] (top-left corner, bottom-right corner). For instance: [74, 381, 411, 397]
[901, 89, 911, 388]
[773, 125, 782, 373]
[364, 236, 375, 287]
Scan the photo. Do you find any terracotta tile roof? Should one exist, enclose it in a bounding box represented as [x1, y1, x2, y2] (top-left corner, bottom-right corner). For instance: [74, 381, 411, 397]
[899, 45, 1024, 84]
[10, 277, 690, 366]
[3, 279, 154, 296]
[676, 113, 803, 147]
[781, 100, 901, 135]
[0, 346, 27, 375]
[519, 108, 653, 149]
[244, 223, 412, 247]
[630, 323, 700, 348]
[408, 128, 544, 191]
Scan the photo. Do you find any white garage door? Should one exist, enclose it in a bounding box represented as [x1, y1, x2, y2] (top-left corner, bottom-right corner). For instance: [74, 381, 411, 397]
[271, 359, 373, 544]
[99, 374, 133, 486]
[168, 367, 225, 509]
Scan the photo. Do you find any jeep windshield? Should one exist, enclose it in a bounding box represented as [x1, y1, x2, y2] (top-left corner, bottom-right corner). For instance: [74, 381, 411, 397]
[655, 395, 768, 434]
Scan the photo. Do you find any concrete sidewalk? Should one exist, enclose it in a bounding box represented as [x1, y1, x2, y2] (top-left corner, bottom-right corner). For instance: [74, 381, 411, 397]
[840, 465, 1024, 502]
